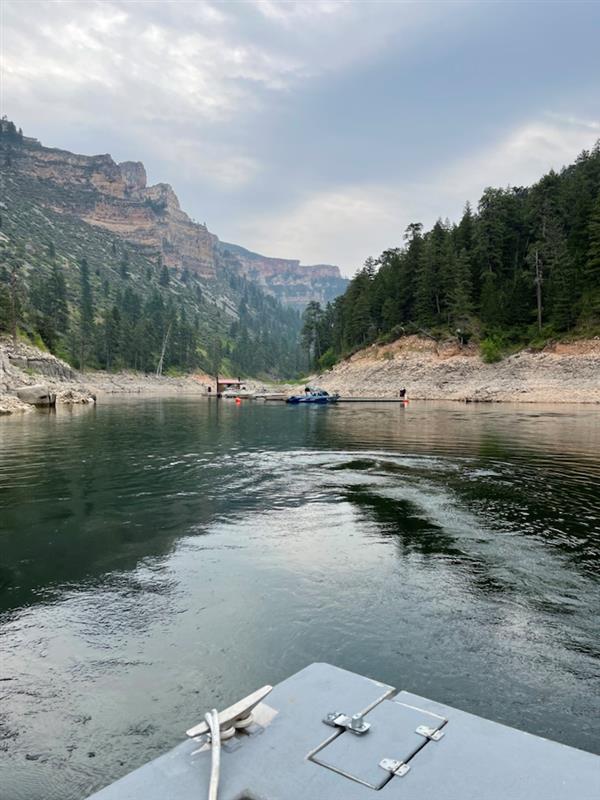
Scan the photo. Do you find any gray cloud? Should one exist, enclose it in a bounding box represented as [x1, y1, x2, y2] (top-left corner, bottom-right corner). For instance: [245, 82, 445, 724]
[2, 1, 599, 274]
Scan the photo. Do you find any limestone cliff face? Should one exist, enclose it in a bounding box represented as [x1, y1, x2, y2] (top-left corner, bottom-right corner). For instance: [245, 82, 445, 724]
[5, 132, 347, 303]
[119, 161, 147, 191]
[219, 242, 348, 309]
[7, 138, 218, 278]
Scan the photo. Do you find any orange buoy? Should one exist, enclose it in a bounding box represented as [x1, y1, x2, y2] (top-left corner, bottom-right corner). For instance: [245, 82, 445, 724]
[235, 397, 241, 405]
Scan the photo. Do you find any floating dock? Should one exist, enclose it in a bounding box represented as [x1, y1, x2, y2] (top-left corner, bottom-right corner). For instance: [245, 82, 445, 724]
[87, 662, 599, 800]
[258, 394, 288, 401]
[337, 397, 408, 403]
[261, 396, 408, 403]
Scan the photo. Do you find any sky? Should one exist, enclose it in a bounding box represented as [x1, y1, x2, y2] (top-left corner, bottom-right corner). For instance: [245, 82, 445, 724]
[2, 0, 600, 275]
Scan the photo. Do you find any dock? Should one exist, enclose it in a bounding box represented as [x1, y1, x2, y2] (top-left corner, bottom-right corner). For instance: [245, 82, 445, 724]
[258, 393, 288, 402]
[259, 396, 409, 404]
[337, 397, 409, 403]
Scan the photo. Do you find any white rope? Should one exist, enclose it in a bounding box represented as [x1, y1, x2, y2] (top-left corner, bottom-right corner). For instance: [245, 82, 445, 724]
[204, 709, 221, 800]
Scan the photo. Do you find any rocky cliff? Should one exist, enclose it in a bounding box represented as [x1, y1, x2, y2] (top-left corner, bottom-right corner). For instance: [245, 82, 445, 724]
[5, 136, 219, 279]
[219, 242, 348, 309]
[2, 128, 347, 306]
[0, 335, 210, 415]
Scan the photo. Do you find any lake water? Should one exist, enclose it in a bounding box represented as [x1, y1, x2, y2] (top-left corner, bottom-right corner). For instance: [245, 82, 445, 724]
[1, 399, 599, 799]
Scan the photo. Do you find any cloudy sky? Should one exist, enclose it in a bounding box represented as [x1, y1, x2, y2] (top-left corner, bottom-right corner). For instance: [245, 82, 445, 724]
[2, 1, 599, 274]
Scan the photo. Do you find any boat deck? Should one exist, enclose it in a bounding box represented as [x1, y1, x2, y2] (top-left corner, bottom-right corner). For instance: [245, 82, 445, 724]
[87, 663, 598, 799]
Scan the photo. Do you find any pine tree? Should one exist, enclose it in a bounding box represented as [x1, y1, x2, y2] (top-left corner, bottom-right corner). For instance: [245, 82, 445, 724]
[450, 249, 473, 326]
[429, 219, 449, 320]
[6, 264, 23, 344]
[208, 337, 223, 385]
[32, 274, 59, 351]
[363, 257, 377, 279]
[398, 225, 424, 324]
[120, 251, 129, 280]
[539, 217, 575, 331]
[0, 280, 10, 333]
[301, 301, 324, 364]
[159, 264, 170, 287]
[78, 258, 94, 371]
[381, 296, 397, 330]
[316, 302, 334, 358]
[456, 202, 475, 252]
[100, 306, 121, 369]
[583, 193, 600, 319]
[349, 290, 372, 345]
[479, 271, 502, 328]
[551, 247, 576, 330]
[414, 239, 436, 327]
[51, 263, 69, 333]
[439, 234, 457, 324]
[376, 248, 402, 326]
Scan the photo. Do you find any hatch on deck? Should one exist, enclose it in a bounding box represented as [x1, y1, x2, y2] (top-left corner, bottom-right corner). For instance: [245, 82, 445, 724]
[310, 699, 447, 789]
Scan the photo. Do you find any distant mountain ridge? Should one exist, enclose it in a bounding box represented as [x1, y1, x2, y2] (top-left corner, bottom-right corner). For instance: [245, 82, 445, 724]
[0, 120, 311, 378]
[3, 129, 346, 308]
[219, 241, 348, 309]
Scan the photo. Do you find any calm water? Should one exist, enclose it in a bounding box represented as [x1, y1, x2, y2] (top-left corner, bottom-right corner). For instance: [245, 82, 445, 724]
[1, 399, 599, 799]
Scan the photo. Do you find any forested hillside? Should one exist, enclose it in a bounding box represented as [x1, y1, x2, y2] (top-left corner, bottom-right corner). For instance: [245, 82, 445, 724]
[0, 120, 304, 378]
[302, 143, 600, 368]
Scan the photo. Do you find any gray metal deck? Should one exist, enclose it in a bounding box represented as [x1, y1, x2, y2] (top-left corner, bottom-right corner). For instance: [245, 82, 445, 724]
[87, 662, 599, 800]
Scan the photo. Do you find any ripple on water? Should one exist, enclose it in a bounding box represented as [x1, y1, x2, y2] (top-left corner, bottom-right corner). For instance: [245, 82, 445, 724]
[1, 400, 599, 800]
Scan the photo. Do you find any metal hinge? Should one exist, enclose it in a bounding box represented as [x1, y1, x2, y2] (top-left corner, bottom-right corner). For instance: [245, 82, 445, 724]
[379, 758, 411, 777]
[323, 712, 371, 735]
[416, 724, 444, 741]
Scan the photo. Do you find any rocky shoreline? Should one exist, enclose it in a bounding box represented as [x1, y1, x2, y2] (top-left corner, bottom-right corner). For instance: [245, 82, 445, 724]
[306, 335, 600, 404]
[0, 337, 211, 416]
[2, 334, 600, 416]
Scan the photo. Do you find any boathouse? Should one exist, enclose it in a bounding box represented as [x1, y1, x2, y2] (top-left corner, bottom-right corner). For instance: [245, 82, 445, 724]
[215, 377, 243, 396]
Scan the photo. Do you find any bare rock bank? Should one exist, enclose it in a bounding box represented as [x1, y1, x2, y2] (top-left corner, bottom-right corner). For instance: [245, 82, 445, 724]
[84, 369, 212, 397]
[0, 337, 96, 415]
[0, 336, 212, 416]
[309, 336, 600, 404]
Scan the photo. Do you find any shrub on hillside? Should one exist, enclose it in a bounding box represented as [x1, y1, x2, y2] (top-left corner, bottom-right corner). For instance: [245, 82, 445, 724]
[480, 337, 502, 363]
[318, 348, 337, 372]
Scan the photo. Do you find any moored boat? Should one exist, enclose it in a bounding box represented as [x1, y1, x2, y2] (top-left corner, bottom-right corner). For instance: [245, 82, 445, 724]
[286, 387, 339, 404]
[222, 387, 254, 399]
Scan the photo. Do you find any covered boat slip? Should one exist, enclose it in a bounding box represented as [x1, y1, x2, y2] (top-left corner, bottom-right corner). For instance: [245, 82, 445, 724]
[87, 663, 598, 800]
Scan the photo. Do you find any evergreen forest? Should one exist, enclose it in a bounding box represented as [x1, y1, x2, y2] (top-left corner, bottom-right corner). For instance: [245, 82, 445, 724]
[0, 121, 304, 379]
[302, 143, 600, 368]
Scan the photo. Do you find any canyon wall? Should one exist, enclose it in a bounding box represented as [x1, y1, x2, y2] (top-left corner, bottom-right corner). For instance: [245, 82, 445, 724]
[220, 242, 348, 309]
[4, 131, 347, 305]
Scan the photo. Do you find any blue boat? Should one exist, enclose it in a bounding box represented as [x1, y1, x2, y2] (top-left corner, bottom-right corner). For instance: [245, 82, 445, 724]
[287, 387, 339, 404]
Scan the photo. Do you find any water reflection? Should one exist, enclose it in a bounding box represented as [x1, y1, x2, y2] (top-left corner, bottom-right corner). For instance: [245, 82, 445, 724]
[0, 399, 599, 799]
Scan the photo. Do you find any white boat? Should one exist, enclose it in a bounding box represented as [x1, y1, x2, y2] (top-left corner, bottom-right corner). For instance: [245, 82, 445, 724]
[222, 386, 254, 399]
